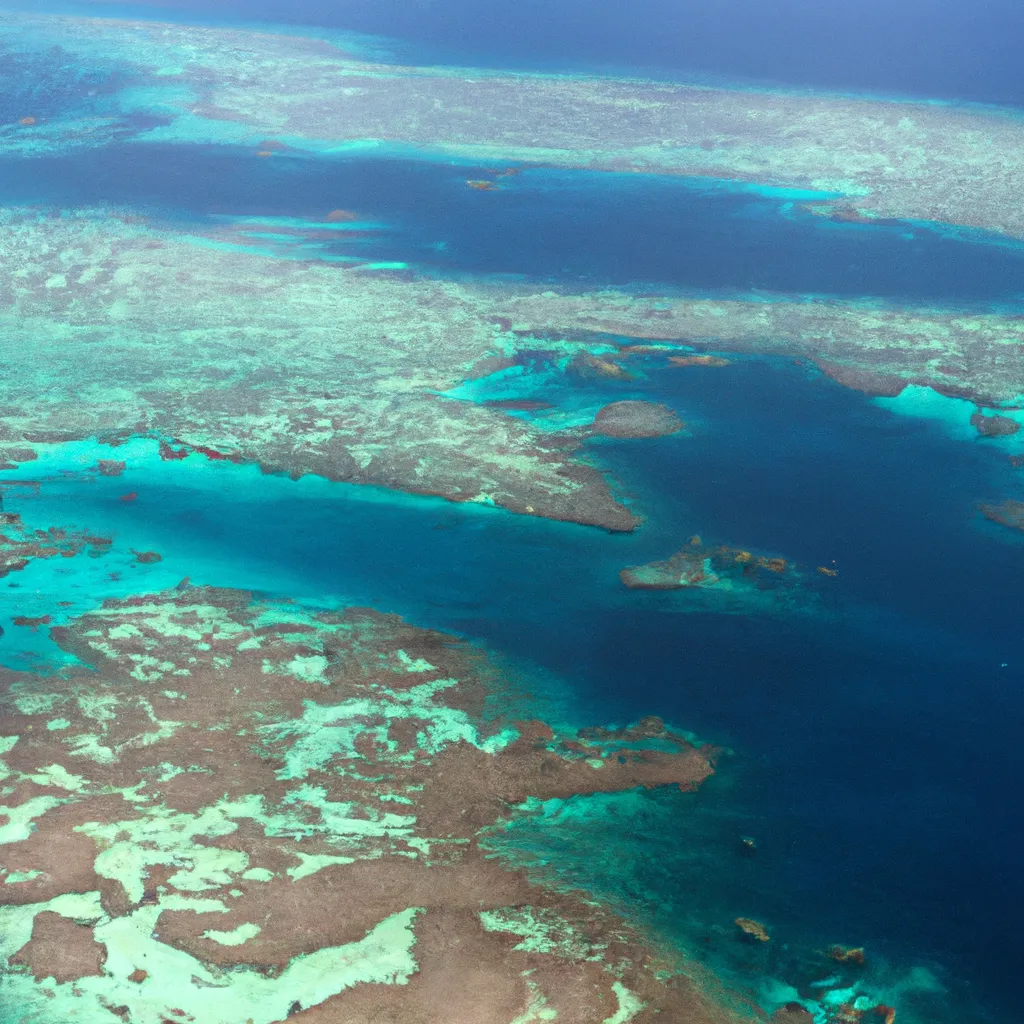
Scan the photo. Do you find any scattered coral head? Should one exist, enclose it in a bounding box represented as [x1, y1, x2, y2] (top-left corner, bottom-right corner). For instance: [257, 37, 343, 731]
[734, 917, 770, 942]
[828, 944, 866, 965]
[970, 411, 1019, 438]
[980, 499, 1024, 532]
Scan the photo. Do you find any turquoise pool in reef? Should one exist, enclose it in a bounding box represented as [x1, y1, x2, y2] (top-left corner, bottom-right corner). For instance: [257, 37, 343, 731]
[1, 4, 1023, 1024]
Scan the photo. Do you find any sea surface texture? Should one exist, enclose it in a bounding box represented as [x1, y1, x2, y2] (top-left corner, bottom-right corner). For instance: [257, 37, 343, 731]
[0, 2, 1021, 1023]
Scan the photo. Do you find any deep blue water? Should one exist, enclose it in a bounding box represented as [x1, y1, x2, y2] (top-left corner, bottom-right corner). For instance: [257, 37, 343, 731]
[60, 0, 1024, 107]
[4, 146, 1024, 303]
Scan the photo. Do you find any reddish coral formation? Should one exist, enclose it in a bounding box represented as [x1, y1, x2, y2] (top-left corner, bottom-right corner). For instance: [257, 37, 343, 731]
[568, 351, 635, 381]
[467, 179, 499, 191]
[970, 411, 1020, 437]
[158, 440, 190, 461]
[12, 615, 51, 628]
[96, 460, 126, 477]
[0, 515, 109, 577]
[734, 917, 770, 942]
[1010, 454, 1024, 469]
[668, 355, 731, 367]
[814, 360, 908, 397]
[325, 209, 359, 222]
[592, 400, 684, 439]
[190, 443, 244, 463]
[817, 565, 839, 577]
[132, 550, 162, 564]
[18, 116, 36, 126]
[980, 499, 1024, 532]
[8, 912, 106, 983]
[828, 944, 866, 965]
[118, 491, 137, 502]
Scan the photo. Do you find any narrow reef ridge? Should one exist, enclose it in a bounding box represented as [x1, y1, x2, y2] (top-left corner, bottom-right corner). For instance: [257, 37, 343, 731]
[0, 584, 746, 1024]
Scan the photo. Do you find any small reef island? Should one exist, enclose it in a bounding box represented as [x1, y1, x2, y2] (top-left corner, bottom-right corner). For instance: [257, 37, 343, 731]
[1, 4, 1022, 1024]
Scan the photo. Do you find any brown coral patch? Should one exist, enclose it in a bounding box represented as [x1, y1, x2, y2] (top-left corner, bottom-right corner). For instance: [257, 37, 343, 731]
[591, 400, 684, 439]
[569, 352, 635, 382]
[814, 360, 908, 397]
[970, 411, 1020, 437]
[980, 499, 1024, 532]
[9, 912, 106, 983]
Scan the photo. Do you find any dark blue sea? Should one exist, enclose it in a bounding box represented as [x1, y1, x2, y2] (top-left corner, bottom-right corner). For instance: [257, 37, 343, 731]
[3, 3, 1024, 1022]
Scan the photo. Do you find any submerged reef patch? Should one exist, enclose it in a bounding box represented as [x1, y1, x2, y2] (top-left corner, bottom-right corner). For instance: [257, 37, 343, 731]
[0, 510, 111, 580]
[619, 538, 806, 615]
[979, 498, 1024, 533]
[591, 400, 685, 439]
[0, 583, 743, 1023]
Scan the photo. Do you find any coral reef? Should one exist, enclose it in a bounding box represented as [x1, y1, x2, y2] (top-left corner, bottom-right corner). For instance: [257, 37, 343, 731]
[0, 584, 736, 1023]
[734, 918, 770, 943]
[620, 538, 795, 595]
[970, 411, 1020, 437]
[0, 207, 1020, 545]
[771, 1005, 814, 1023]
[591, 400, 685, 439]
[0, 511, 110, 579]
[828, 945, 867, 965]
[980, 499, 1024, 532]
[6, 10, 1024, 240]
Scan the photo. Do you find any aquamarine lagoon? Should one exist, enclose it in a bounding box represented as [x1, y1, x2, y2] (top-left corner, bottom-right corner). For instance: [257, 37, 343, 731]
[0, 4, 1022, 1024]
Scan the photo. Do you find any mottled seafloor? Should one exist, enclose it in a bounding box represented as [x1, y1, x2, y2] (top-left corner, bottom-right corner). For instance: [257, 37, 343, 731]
[0, 5, 1022, 1024]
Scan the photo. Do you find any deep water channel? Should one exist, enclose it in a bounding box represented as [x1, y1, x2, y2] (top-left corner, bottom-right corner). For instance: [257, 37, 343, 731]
[4, 145, 1024, 303]
[2, 355, 1021, 1022]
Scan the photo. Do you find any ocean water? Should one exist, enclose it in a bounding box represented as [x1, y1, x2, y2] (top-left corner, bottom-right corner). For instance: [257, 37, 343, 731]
[54, 0, 1024, 106]
[3, 3, 1024, 1023]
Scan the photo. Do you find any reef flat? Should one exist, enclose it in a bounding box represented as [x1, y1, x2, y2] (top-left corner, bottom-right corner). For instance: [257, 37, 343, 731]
[5, 10, 1024, 240]
[0, 583, 738, 1024]
[0, 207, 1022, 540]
